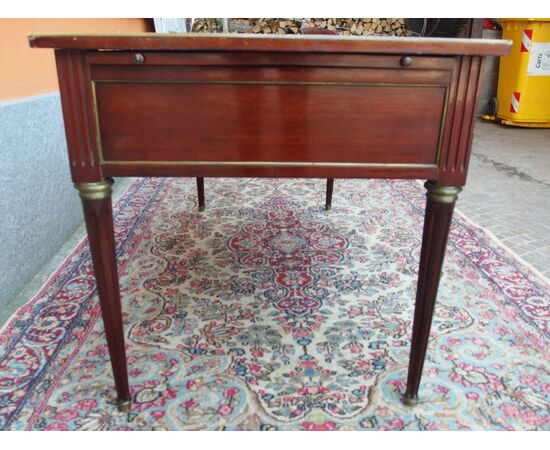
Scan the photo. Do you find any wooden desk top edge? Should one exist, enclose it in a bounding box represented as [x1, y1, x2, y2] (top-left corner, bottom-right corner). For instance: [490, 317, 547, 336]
[28, 32, 511, 56]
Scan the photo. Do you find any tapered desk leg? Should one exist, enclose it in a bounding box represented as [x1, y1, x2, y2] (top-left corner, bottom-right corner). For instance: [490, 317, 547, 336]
[403, 181, 462, 405]
[325, 178, 334, 211]
[75, 179, 131, 412]
[196, 177, 205, 211]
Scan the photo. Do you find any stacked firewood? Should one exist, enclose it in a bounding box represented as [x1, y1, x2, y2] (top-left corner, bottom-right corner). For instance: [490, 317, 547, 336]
[191, 18, 408, 36]
[301, 18, 407, 36]
[192, 18, 224, 33]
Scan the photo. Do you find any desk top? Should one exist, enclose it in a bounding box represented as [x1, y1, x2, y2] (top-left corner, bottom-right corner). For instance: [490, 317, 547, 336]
[28, 32, 511, 56]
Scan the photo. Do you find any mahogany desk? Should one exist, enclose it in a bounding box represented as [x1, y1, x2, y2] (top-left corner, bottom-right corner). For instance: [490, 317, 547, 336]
[30, 33, 511, 411]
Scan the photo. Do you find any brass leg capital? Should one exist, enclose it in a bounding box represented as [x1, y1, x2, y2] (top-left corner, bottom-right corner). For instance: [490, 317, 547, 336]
[424, 181, 462, 204]
[74, 179, 114, 200]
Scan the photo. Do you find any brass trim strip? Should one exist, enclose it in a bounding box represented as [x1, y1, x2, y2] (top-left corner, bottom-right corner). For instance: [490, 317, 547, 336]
[102, 160, 436, 168]
[90, 81, 105, 164]
[435, 85, 450, 164]
[93, 79, 447, 88]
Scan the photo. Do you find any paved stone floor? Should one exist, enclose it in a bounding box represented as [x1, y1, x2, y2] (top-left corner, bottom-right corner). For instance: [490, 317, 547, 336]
[458, 121, 550, 279]
[1, 121, 549, 327]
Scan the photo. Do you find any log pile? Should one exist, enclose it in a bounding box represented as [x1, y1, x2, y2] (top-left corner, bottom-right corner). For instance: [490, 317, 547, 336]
[301, 18, 407, 36]
[191, 18, 408, 36]
[191, 18, 224, 33]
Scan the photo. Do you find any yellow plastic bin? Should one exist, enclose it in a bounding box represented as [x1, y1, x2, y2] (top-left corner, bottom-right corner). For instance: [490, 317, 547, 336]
[496, 18, 550, 128]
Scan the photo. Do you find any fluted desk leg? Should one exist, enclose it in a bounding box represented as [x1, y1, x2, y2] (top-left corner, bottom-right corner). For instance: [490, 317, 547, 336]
[403, 181, 462, 405]
[75, 179, 131, 412]
[325, 178, 334, 211]
[196, 177, 205, 212]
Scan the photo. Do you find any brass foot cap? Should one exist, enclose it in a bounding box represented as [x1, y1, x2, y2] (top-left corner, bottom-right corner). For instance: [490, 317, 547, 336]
[117, 399, 132, 413]
[401, 395, 419, 407]
[325, 205, 332, 211]
[199, 206, 205, 212]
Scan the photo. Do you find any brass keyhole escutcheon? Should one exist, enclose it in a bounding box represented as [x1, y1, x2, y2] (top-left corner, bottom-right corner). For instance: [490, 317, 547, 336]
[134, 53, 145, 64]
[400, 56, 413, 67]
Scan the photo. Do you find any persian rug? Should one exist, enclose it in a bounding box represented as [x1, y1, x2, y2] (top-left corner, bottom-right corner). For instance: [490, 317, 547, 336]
[0, 177, 548, 431]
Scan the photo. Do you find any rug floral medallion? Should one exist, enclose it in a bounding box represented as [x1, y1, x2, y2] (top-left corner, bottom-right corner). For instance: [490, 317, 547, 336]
[0, 178, 548, 430]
